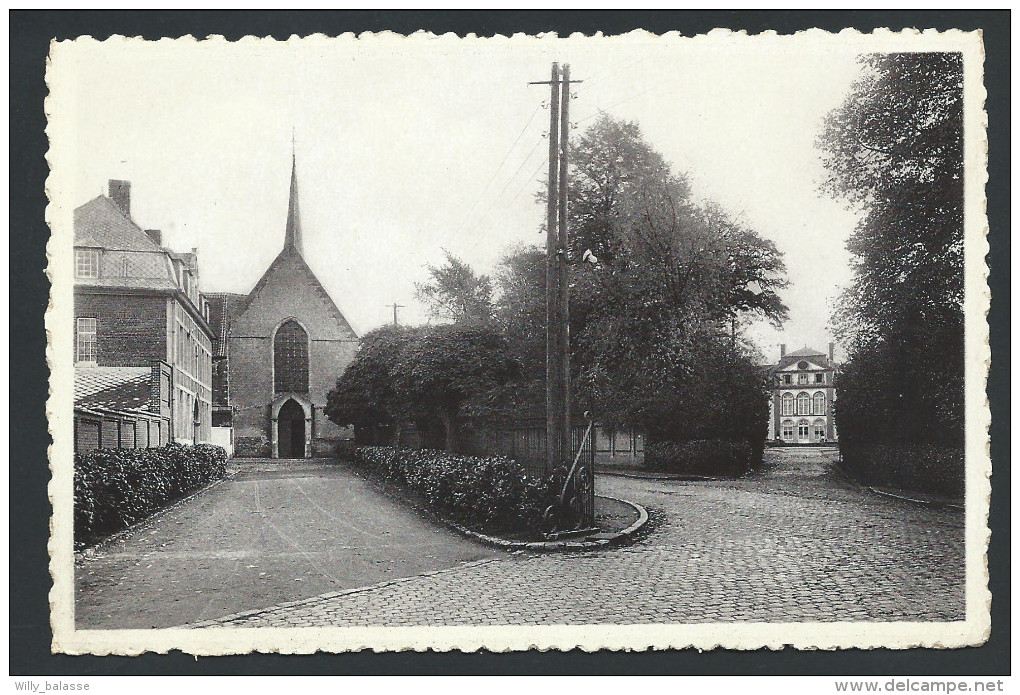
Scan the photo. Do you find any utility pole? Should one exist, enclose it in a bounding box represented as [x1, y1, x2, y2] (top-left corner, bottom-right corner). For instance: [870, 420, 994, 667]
[529, 62, 579, 476]
[539, 63, 563, 475]
[557, 63, 573, 474]
[388, 303, 404, 326]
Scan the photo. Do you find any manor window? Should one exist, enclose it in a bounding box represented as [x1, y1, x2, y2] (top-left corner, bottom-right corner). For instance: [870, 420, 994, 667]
[812, 392, 826, 416]
[75, 249, 99, 278]
[274, 320, 309, 394]
[782, 393, 794, 416]
[76, 317, 97, 363]
[796, 392, 811, 416]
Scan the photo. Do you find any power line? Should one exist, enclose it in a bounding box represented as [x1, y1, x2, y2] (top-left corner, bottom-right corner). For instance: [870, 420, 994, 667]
[576, 85, 656, 125]
[454, 104, 543, 235]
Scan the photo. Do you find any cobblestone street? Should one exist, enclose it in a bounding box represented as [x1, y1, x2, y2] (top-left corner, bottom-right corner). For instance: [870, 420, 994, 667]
[202, 448, 965, 627]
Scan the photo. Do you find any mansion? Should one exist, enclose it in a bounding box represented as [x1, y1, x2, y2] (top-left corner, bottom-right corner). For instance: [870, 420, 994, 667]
[768, 344, 838, 445]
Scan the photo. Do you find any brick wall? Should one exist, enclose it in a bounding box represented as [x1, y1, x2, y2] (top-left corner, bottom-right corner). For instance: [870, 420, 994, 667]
[75, 292, 167, 366]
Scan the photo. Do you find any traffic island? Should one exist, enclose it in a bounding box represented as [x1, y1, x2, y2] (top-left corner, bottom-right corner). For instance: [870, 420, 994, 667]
[447, 495, 649, 552]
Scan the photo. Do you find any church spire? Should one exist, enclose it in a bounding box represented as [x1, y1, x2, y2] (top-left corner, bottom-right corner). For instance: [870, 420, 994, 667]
[283, 142, 303, 255]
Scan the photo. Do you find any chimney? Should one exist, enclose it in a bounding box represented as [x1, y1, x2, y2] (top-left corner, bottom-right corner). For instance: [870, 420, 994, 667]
[144, 229, 162, 246]
[780, 344, 786, 358]
[828, 342, 835, 363]
[109, 179, 131, 216]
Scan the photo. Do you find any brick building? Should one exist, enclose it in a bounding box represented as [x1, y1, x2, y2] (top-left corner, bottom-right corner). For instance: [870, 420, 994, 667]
[767, 344, 838, 445]
[73, 180, 214, 445]
[207, 156, 358, 458]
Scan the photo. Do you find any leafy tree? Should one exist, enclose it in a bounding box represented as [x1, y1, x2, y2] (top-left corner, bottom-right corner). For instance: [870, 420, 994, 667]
[327, 323, 520, 453]
[415, 249, 494, 325]
[564, 116, 787, 446]
[324, 326, 421, 443]
[817, 52, 965, 457]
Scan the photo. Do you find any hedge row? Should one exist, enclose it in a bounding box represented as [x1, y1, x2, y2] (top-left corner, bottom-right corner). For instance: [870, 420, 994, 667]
[644, 439, 751, 477]
[74, 443, 227, 548]
[843, 444, 964, 499]
[336, 443, 550, 534]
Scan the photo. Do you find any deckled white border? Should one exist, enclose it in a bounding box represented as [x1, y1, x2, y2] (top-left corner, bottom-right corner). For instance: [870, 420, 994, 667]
[46, 28, 990, 655]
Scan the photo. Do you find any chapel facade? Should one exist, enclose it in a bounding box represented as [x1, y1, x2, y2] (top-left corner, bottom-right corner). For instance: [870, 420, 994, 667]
[207, 156, 358, 458]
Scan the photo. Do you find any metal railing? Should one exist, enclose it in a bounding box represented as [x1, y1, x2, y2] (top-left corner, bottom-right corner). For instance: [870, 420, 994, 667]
[543, 412, 596, 535]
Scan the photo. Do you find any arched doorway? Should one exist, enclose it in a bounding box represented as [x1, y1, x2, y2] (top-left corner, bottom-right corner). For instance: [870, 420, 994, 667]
[277, 398, 306, 458]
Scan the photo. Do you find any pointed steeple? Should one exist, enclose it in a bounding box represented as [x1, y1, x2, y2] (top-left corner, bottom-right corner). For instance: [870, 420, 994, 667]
[283, 143, 303, 255]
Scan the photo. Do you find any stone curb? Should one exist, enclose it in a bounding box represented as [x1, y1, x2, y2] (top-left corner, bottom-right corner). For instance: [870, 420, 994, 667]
[835, 462, 964, 512]
[73, 470, 238, 561]
[186, 557, 501, 629]
[596, 468, 735, 482]
[865, 485, 965, 512]
[336, 462, 650, 553]
[445, 495, 649, 552]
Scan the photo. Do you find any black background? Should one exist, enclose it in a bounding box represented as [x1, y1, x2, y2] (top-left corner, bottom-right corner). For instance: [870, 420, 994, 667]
[10, 10, 1010, 676]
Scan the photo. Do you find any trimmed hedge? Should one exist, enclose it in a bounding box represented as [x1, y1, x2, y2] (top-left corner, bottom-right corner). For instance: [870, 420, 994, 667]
[644, 439, 751, 477]
[843, 444, 964, 499]
[74, 443, 227, 548]
[336, 443, 550, 534]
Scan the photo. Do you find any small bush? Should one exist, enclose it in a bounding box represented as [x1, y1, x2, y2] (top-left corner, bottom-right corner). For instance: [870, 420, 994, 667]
[74, 443, 227, 548]
[336, 444, 551, 534]
[644, 439, 751, 477]
[844, 444, 964, 499]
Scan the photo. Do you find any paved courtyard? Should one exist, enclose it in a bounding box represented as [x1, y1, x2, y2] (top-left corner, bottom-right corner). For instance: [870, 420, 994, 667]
[195, 447, 964, 627]
[75, 459, 498, 629]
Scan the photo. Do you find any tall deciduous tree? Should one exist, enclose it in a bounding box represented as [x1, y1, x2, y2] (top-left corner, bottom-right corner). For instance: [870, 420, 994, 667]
[564, 116, 787, 446]
[415, 249, 494, 325]
[817, 52, 965, 457]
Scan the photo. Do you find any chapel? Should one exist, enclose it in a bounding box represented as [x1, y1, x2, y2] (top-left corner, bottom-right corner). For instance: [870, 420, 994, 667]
[207, 154, 358, 457]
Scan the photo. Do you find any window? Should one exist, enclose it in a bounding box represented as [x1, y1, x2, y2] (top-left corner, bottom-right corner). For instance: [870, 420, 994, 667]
[797, 373, 808, 384]
[814, 372, 824, 384]
[783, 374, 792, 385]
[798, 422, 810, 440]
[812, 392, 826, 415]
[782, 421, 794, 440]
[796, 392, 810, 416]
[274, 320, 309, 393]
[814, 420, 826, 441]
[782, 393, 794, 416]
[75, 249, 99, 278]
[76, 317, 97, 362]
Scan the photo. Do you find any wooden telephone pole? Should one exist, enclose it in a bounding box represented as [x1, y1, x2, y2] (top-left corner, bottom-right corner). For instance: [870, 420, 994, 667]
[531, 63, 576, 475]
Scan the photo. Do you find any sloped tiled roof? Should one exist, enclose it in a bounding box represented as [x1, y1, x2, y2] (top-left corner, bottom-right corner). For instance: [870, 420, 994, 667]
[74, 196, 163, 252]
[785, 347, 826, 358]
[74, 366, 151, 412]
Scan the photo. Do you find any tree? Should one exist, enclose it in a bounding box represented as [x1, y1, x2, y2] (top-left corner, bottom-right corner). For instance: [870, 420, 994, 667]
[393, 324, 520, 452]
[324, 326, 421, 443]
[326, 323, 520, 453]
[817, 52, 965, 454]
[415, 250, 494, 325]
[563, 116, 787, 446]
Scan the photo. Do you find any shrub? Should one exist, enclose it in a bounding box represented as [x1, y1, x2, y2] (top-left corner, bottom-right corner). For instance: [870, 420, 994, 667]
[644, 439, 751, 477]
[74, 443, 227, 548]
[336, 444, 551, 534]
[843, 444, 964, 499]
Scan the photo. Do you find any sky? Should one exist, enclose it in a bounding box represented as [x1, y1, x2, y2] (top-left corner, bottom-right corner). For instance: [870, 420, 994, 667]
[57, 32, 867, 364]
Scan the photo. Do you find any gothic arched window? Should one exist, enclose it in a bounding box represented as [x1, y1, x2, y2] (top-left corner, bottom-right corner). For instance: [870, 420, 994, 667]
[274, 320, 309, 394]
